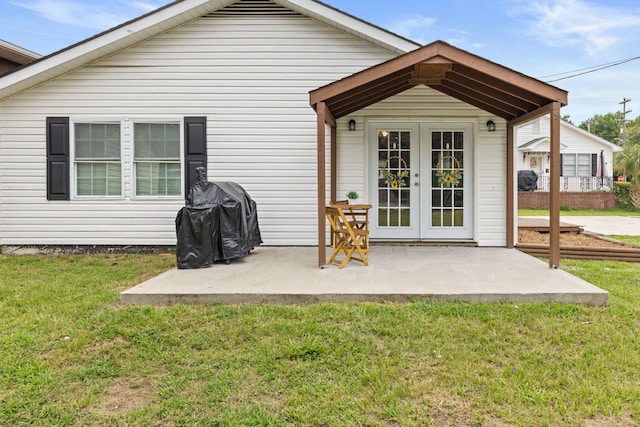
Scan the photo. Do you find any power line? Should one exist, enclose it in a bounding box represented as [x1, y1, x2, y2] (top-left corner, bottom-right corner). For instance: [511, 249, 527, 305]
[541, 55, 640, 83]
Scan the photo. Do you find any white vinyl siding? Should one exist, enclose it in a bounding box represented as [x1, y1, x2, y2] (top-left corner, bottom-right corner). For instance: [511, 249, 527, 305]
[0, 8, 396, 246]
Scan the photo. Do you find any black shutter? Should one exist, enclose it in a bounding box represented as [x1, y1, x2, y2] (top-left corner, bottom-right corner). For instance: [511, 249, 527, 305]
[591, 153, 598, 176]
[184, 116, 207, 196]
[559, 154, 563, 176]
[46, 117, 70, 200]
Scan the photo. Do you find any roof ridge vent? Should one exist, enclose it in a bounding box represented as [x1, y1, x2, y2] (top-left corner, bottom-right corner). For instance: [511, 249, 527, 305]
[203, 0, 301, 17]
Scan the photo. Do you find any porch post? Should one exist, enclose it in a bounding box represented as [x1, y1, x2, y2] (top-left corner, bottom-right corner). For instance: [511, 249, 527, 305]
[549, 102, 561, 268]
[317, 102, 327, 267]
[506, 123, 515, 248]
[330, 124, 337, 202]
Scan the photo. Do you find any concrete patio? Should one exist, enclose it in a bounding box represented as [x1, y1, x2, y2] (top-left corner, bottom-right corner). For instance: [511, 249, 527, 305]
[120, 246, 609, 306]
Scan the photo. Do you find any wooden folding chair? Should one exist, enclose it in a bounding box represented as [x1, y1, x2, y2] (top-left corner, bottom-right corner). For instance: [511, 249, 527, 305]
[326, 205, 369, 269]
[332, 200, 368, 231]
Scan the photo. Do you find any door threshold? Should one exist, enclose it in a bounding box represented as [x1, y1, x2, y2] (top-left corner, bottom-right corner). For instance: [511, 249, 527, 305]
[371, 240, 478, 247]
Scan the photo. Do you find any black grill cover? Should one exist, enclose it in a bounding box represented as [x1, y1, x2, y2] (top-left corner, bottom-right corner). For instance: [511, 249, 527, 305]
[517, 170, 538, 192]
[176, 181, 262, 269]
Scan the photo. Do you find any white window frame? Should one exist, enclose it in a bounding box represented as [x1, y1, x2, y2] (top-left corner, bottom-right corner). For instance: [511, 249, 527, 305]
[562, 153, 593, 177]
[70, 119, 125, 200]
[130, 118, 184, 200]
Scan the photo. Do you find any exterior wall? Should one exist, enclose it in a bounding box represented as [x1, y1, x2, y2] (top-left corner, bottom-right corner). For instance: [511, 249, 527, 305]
[518, 191, 617, 210]
[336, 86, 506, 246]
[0, 8, 396, 246]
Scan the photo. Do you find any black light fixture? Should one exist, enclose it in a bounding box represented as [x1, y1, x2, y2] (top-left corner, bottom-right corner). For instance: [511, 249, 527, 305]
[348, 119, 356, 131]
[486, 120, 496, 132]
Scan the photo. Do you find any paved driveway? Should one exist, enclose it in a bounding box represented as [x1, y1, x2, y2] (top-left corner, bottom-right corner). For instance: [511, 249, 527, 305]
[555, 216, 640, 236]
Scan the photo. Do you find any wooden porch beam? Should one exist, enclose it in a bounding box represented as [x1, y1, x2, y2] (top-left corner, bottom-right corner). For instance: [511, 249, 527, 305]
[436, 84, 514, 120]
[549, 102, 561, 268]
[440, 80, 524, 117]
[328, 73, 412, 118]
[436, 43, 568, 104]
[507, 102, 554, 128]
[445, 71, 537, 113]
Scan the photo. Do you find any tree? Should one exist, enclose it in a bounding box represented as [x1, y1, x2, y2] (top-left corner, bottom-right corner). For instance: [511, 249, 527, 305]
[624, 116, 640, 145]
[614, 115, 640, 207]
[579, 113, 622, 144]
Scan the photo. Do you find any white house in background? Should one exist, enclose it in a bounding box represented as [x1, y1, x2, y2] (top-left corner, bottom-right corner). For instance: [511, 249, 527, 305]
[0, 0, 569, 266]
[517, 115, 622, 191]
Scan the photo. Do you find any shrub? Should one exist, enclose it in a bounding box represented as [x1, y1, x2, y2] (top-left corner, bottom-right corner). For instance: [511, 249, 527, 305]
[613, 182, 634, 210]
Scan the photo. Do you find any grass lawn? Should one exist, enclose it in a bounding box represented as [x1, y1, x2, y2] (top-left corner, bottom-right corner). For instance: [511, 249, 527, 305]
[1, 254, 640, 426]
[607, 235, 640, 246]
[519, 206, 640, 216]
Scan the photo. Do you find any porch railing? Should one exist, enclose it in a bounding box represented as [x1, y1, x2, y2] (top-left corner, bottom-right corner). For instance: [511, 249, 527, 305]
[534, 176, 614, 192]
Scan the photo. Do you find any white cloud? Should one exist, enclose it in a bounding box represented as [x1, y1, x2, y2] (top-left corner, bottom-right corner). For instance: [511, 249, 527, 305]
[513, 0, 640, 56]
[130, 1, 164, 13]
[10, 0, 166, 30]
[387, 13, 436, 44]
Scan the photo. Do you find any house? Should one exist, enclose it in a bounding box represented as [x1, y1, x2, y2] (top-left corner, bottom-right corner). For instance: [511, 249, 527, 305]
[0, 0, 568, 267]
[0, 39, 40, 75]
[517, 115, 622, 191]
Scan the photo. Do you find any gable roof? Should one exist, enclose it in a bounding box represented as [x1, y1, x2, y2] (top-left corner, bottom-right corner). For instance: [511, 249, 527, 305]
[0, 39, 41, 65]
[518, 137, 568, 151]
[310, 40, 568, 121]
[0, 0, 420, 100]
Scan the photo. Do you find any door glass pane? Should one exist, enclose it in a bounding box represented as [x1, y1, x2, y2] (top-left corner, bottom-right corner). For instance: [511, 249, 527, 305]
[400, 189, 410, 207]
[431, 130, 464, 229]
[432, 190, 441, 208]
[400, 209, 410, 226]
[377, 129, 411, 228]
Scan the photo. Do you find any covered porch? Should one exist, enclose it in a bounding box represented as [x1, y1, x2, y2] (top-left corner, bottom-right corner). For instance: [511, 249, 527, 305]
[310, 40, 568, 268]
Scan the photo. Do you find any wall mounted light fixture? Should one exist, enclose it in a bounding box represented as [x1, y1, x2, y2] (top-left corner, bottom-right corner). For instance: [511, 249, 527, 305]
[486, 120, 496, 132]
[348, 119, 356, 131]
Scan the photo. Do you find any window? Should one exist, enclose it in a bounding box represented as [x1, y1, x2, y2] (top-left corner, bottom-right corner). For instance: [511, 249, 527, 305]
[50, 116, 200, 200]
[531, 120, 540, 134]
[74, 122, 122, 196]
[562, 153, 593, 177]
[133, 122, 182, 196]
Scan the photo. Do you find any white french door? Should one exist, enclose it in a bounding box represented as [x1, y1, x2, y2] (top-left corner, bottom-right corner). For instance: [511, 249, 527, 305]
[368, 122, 474, 240]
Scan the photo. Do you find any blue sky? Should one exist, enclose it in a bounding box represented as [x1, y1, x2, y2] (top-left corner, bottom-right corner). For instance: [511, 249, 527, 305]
[1, 0, 640, 124]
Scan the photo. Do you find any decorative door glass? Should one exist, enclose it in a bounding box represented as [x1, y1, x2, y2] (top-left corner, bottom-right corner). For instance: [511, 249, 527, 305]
[377, 130, 411, 227]
[431, 131, 464, 227]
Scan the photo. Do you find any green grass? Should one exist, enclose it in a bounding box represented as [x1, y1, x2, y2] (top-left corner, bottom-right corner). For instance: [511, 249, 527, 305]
[607, 235, 640, 245]
[519, 206, 640, 216]
[1, 254, 640, 426]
